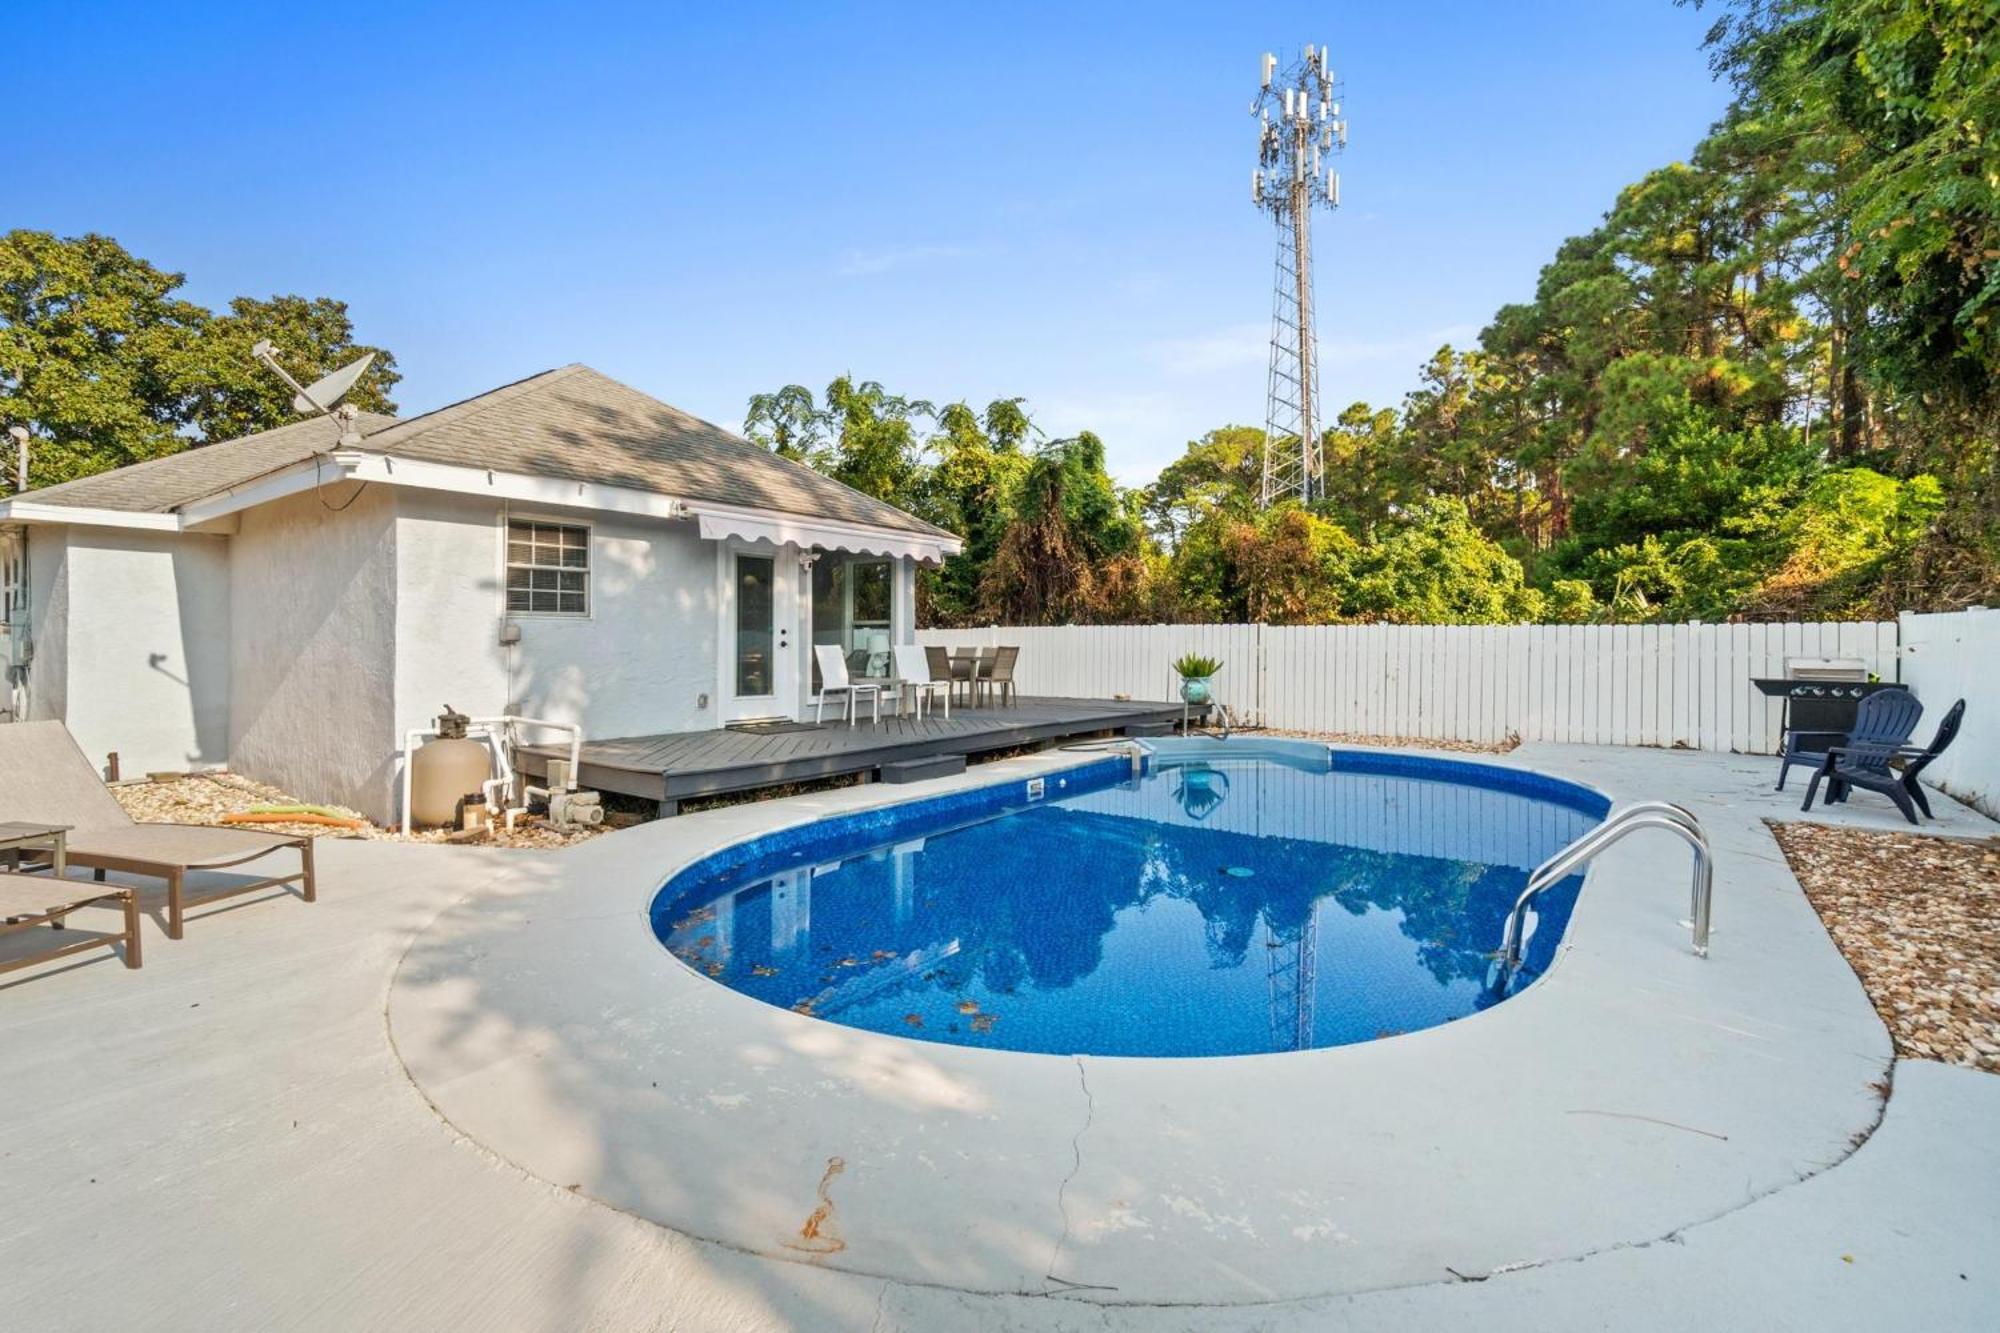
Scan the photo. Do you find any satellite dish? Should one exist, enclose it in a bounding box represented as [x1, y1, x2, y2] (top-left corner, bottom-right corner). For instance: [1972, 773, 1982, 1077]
[249, 340, 375, 448]
[292, 352, 377, 416]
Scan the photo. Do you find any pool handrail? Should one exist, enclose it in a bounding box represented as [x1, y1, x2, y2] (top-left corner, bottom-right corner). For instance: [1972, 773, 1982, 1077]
[1497, 800, 1713, 970]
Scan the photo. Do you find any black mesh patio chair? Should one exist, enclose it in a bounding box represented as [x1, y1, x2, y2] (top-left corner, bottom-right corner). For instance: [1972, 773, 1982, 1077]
[1803, 698, 1965, 825]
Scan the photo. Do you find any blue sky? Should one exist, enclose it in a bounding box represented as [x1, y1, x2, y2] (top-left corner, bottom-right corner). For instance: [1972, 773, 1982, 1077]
[19, 2, 1730, 483]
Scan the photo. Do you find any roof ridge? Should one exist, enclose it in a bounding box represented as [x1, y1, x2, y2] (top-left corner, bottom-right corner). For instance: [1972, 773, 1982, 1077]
[362, 364, 585, 449]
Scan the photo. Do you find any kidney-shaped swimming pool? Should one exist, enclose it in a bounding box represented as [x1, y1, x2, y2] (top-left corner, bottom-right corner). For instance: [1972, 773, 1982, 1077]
[650, 740, 1608, 1058]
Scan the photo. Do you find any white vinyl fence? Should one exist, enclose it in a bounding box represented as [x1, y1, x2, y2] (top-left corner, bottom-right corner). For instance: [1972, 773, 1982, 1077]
[1898, 607, 1998, 817]
[918, 621, 1903, 756]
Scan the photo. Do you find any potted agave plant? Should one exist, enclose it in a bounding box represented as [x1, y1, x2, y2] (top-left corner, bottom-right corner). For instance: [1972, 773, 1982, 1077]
[1171, 652, 1223, 705]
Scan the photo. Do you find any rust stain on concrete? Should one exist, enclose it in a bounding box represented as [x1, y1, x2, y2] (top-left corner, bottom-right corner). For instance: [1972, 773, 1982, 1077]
[783, 1156, 848, 1257]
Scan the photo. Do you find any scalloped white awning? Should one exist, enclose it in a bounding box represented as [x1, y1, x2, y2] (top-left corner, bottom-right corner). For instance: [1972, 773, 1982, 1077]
[691, 506, 959, 565]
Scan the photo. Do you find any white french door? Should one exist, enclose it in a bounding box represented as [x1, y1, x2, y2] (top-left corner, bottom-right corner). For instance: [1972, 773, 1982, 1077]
[721, 546, 800, 722]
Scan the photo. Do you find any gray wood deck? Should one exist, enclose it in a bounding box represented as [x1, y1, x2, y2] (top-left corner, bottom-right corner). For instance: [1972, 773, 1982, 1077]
[514, 695, 1184, 811]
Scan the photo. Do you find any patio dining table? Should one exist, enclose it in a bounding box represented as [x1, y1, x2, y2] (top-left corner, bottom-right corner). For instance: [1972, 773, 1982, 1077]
[947, 651, 990, 706]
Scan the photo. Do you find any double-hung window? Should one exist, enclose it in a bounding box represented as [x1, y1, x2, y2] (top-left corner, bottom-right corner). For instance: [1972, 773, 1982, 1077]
[505, 519, 590, 615]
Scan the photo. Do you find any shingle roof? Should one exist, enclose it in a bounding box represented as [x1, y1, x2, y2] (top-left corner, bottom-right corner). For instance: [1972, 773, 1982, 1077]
[360, 365, 955, 539]
[12, 365, 955, 540]
[13, 412, 399, 513]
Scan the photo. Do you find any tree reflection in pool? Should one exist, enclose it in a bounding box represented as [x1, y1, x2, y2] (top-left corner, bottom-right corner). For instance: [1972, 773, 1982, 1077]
[652, 755, 1602, 1058]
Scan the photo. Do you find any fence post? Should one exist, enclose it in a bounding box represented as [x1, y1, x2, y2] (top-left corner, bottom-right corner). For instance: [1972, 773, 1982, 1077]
[1255, 622, 1268, 727]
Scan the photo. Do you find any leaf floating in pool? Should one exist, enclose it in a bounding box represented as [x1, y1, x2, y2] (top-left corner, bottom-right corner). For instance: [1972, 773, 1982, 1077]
[694, 935, 716, 949]
[902, 1013, 924, 1028]
[672, 907, 715, 931]
[751, 965, 780, 978]
[791, 999, 817, 1016]
[871, 950, 896, 961]
[955, 1000, 980, 1015]
[969, 1013, 997, 1034]
[705, 962, 725, 977]
[837, 956, 858, 968]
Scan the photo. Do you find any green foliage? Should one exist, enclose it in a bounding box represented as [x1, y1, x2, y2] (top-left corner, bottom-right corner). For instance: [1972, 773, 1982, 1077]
[1343, 499, 1545, 624]
[1748, 467, 1945, 615]
[1541, 579, 1601, 623]
[914, 399, 1033, 625]
[741, 375, 934, 511]
[1170, 653, 1222, 679]
[1567, 405, 1819, 549]
[975, 433, 1152, 624]
[185, 295, 399, 444]
[1221, 504, 1356, 624]
[0, 230, 397, 490]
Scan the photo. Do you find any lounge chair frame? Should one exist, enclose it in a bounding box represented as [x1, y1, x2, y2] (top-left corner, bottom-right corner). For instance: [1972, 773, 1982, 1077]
[72, 838, 315, 940]
[0, 874, 142, 974]
[0, 721, 317, 939]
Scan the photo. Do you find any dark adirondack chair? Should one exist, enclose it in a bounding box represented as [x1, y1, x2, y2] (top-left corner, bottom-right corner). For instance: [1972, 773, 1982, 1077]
[1807, 698, 1966, 825]
[1800, 684, 1920, 808]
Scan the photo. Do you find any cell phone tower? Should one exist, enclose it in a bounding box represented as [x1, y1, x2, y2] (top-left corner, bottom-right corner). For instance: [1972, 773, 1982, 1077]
[1252, 45, 1346, 506]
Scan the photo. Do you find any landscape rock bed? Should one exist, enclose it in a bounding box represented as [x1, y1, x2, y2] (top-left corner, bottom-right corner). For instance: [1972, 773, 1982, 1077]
[1771, 821, 2000, 1073]
[111, 773, 609, 849]
[1259, 727, 1518, 755]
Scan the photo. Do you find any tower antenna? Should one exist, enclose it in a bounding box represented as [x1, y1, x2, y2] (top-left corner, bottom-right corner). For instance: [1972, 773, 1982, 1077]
[1251, 45, 1345, 506]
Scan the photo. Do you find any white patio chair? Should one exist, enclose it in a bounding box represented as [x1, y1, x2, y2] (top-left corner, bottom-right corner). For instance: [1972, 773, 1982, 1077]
[814, 645, 882, 725]
[893, 644, 952, 721]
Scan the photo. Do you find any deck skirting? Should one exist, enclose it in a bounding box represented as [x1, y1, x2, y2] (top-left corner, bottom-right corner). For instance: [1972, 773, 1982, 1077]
[514, 695, 1188, 810]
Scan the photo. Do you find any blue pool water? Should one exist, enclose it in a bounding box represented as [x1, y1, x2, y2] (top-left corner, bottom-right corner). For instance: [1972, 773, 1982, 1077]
[651, 745, 1606, 1058]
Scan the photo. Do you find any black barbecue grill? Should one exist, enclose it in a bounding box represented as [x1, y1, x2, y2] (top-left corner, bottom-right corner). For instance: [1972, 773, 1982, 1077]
[1755, 674, 1909, 789]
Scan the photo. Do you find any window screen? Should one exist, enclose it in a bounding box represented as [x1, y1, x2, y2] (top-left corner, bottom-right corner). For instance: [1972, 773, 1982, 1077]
[505, 520, 589, 615]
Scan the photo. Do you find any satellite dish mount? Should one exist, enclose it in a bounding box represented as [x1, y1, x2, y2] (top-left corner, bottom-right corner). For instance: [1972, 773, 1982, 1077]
[250, 340, 376, 448]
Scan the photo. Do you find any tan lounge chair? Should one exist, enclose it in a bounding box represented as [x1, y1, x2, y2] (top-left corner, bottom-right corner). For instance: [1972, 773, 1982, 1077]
[0, 872, 142, 975]
[0, 722, 315, 939]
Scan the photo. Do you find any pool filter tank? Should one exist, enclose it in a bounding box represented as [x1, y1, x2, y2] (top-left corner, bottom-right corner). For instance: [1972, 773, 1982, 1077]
[410, 705, 491, 828]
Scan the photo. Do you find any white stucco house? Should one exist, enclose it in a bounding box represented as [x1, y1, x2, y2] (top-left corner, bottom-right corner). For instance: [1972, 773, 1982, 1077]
[0, 365, 961, 820]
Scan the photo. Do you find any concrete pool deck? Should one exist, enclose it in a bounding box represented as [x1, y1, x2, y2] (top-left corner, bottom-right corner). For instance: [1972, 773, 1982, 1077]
[1, 743, 1996, 1329]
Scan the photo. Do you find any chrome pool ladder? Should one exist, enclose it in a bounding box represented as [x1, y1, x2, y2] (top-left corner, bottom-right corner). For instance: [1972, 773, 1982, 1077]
[1497, 801, 1713, 972]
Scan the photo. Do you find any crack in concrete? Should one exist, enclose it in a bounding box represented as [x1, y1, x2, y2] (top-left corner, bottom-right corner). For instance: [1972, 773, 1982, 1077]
[1043, 1054, 1107, 1294]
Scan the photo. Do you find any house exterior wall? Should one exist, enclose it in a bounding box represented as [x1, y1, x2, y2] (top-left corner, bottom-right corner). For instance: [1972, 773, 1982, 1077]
[391, 490, 721, 765]
[21, 525, 67, 725]
[5, 488, 932, 816]
[27, 525, 233, 776]
[228, 486, 400, 820]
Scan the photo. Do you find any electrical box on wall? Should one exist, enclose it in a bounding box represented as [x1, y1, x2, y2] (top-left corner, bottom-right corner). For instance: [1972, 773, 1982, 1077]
[497, 620, 522, 646]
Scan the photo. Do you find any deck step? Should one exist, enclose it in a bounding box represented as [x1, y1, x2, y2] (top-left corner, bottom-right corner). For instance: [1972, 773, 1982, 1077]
[878, 754, 968, 784]
[1122, 721, 1175, 737]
